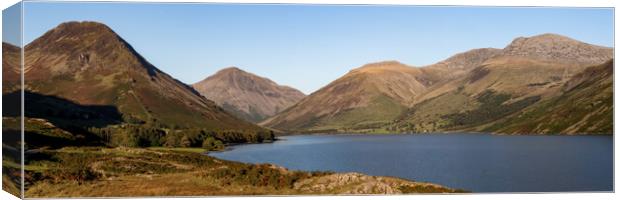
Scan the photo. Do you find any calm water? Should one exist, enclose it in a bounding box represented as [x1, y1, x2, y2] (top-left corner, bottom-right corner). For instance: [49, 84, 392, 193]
[210, 134, 613, 192]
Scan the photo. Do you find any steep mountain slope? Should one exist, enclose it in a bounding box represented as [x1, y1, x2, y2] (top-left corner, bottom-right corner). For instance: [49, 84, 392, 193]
[22, 21, 261, 131]
[419, 48, 501, 84]
[2, 42, 20, 92]
[192, 67, 305, 123]
[484, 60, 613, 134]
[260, 61, 424, 131]
[392, 34, 613, 133]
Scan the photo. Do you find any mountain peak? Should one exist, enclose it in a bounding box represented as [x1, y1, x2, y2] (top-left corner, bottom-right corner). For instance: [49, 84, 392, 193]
[26, 21, 121, 51]
[217, 66, 245, 74]
[508, 33, 581, 49]
[502, 33, 613, 64]
[352, 60, 415, 74]
[54, 21, 114, 33]
[518, 33, 574, 41]
[361, 60, 407, 67]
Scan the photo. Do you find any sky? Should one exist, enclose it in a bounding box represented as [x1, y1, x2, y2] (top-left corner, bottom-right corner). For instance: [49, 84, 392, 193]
[6, 2, 615, 94]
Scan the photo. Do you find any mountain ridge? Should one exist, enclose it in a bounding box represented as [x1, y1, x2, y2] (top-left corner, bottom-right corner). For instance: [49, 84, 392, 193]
[262, 33, 613, 134]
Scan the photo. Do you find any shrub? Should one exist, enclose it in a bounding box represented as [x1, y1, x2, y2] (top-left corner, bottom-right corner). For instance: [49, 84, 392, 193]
[49, 153, 99, 184]
[202, 137, 224, 151]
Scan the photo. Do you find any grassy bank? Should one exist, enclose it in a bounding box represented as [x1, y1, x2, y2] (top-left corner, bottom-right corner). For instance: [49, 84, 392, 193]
[22, 147, 464, 197]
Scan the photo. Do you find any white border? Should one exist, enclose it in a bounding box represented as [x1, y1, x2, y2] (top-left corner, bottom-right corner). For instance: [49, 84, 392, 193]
[0, 0, 617, 200]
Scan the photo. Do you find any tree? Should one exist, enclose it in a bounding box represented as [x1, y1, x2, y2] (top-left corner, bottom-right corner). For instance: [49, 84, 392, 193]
[180, 135, 191, 147]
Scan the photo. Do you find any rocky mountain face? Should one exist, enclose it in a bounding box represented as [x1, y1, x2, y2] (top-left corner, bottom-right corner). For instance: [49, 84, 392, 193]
[192, 67, 306, 123]
[263, 33, 613, 134]
[21, 21, 262, 131]
[501, 33, 613, 64]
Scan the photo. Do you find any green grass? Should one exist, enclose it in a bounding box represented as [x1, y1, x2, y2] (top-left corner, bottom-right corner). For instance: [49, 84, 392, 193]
[147, 147, 207, 153]
[312, 94, 407, 132]
[389, 91, 478, 133]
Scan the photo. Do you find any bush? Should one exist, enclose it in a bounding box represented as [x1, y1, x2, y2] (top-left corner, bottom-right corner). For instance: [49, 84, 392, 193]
[49, 153, 99, 184]
[202, 137, 224, 151]
[206, 164, 317, 189]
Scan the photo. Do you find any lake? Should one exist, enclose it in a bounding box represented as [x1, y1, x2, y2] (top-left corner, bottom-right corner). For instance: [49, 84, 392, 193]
[210, 134, 613, 192]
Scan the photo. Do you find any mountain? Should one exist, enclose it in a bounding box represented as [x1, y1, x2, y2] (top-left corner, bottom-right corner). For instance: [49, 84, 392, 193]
[260, 48, 505, 132]
[259, 49, 506, 132]
[21, 21, 262, 132]
[263, 33, 613, 134]
[391, 34, 613, 133]
[192, 67, 306, 123]
[260, 61, 429, 131]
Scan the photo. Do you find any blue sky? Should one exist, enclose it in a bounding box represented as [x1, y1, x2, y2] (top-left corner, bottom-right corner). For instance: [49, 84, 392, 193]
[10, 2, 615, 94]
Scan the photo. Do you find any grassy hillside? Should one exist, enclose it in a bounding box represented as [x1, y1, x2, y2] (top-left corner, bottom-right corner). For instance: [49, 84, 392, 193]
[261, 61, 432, 132]
[484, 60, 613, 134]
[22, 147, 463, 197]
[263, 34, 613, 134]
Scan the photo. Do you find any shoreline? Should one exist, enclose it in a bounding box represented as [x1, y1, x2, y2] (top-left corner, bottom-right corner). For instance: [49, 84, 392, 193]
[273, 131, 613, 137]
[21, 146, 465, 197]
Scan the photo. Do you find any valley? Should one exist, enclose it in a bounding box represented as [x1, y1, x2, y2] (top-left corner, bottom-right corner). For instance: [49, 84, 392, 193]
[1, 19, 614, 197]
[2, 21, 465, 197]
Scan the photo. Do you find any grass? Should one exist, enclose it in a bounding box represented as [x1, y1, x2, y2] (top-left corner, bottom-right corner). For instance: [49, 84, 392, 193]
[390, 91, 478, 133]
[147, 147, 207, 153]
[484, 61, 613, 135]
[309, 94, 407, 132]
[440, 90, 541, 130]
[21, 146, 460, 197]
[2, 175, 20, 197]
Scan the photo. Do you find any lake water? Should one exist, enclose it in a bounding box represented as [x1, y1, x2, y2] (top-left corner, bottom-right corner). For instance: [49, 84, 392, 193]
[210, 134, 613, 192]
